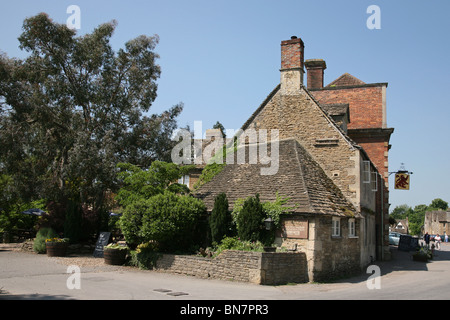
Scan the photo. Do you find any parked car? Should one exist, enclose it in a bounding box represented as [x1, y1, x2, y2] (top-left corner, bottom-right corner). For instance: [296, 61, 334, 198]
[389, 232, 401, 246]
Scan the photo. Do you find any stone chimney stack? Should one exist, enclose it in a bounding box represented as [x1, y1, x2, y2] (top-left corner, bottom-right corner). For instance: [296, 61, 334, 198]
[280, 36, 304, 95]
[305, 59, 327, 89]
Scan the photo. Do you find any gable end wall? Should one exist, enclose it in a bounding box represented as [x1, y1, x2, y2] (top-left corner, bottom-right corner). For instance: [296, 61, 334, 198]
[247, 88, 361, 208]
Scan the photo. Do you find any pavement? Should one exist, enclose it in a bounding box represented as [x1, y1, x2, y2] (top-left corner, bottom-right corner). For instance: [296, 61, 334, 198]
[1, 242, 450, 301]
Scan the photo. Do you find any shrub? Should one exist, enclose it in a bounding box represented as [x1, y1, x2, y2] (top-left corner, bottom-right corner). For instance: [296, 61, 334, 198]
[261, 192, 294, 229]
[213, 236, 264, 257]
[33, 227, 58, 254]
[128, 242, 161, 270]
[120, 191, 206, 252]
[210, 193, 232, 243]
[119, 199, 148, 247]
[232, 193, 293, 245]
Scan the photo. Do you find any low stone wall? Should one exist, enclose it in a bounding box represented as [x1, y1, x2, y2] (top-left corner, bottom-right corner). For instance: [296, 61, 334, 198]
[155, 250, 307, 285]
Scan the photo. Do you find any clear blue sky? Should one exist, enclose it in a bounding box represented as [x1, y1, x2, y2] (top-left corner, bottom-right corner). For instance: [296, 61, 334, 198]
[1, 0, 449, 211]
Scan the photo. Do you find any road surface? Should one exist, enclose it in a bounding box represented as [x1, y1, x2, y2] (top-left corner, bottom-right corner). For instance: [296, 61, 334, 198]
[1, 243, 450, 301]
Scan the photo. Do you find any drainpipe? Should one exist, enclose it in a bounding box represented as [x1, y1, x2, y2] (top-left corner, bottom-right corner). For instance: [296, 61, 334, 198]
[380, 172, 384, 261]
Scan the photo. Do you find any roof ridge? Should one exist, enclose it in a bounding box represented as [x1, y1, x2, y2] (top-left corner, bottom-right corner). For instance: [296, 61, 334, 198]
[241, 84, 280, 131]
[291, 139, 358, 216]
[291, 139, 315, 213]
[325, 72, 366, 87]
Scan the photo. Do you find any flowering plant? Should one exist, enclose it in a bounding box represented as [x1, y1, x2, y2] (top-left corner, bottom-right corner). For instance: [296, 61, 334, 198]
[45, 237, 69, 243]
[105, 243, 128, 250]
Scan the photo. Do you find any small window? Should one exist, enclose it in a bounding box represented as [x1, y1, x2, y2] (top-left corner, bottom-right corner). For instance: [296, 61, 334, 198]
[178, 175, 190, 188]
[363, 161, 371, 183]
[371, 171, 378, 191]
[349, 218, 356, 237]
[332, 217, 341, 237]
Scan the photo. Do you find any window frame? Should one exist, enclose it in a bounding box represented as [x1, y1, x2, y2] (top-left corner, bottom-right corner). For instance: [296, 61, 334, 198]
[348, 218, 357, 237]
[363, 160, 371, 184]
[332, 217, 341, 238]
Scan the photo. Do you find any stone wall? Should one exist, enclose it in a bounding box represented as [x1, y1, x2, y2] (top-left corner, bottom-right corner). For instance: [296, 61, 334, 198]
[276, 214, 366, 283]
[424, 210, 450, 236]
[155, 250, 307, 285]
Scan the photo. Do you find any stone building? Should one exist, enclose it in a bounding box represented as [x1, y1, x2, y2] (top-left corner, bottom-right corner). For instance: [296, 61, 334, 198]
[304, 54, 394, 263]
[193, 36, 393, 281]
[424, 210, 450, 236]
[195, 139, 366, 281]
[239, 36, 390, 260]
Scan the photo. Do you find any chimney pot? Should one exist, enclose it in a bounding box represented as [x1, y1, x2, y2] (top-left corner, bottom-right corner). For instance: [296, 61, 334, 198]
[305, 59, 327, 89]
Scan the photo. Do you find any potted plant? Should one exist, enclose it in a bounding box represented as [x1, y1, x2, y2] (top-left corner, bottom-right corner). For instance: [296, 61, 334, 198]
[45, 238, 70, 257]
[412, 246, 432, 262]
[104, 243, 129, 265]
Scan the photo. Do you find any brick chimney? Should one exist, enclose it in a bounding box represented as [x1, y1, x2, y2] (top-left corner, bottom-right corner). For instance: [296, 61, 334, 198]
[305, 59, 327, 89]
[280, 36, 304, 95]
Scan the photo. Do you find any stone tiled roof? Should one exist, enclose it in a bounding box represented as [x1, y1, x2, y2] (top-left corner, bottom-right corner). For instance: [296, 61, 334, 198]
[194, 139, 357, 217]
[326, 73, 366, 87]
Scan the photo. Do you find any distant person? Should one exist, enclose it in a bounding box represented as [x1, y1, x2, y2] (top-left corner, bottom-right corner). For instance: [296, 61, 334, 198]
[435, 234, 442, 250]
[445, 233, 448, 243]
[424, 232, 430, 248]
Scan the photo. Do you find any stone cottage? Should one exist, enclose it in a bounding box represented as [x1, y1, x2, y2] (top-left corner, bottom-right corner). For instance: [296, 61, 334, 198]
[195, 139, 365, 281]
[390, 218, 409, 235]
[193, 36, 392, 281]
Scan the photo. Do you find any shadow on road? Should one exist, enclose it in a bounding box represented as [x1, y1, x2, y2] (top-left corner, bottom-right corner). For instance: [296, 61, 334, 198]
[334, 244, 450, 284]
[0, 291, 75, 300]
[430, 246, 450, 262]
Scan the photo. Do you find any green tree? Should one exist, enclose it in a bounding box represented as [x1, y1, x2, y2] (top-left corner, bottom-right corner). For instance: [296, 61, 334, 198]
[210, 193, 231, 243]
[212, 121, 226, 138]
[409, 205, 428, 236]
[115, 161, 193, 207]
[0, 14, 183, 234]
[429, 198, 448, 211]
[390, 204, 411, 221]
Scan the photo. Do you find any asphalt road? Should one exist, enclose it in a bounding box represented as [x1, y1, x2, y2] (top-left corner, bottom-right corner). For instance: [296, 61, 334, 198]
[1, 243, 450, 301]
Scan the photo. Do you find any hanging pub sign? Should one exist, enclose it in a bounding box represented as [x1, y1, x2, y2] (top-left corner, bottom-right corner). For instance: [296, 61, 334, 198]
[391, 163, 413, 190]
[395, 173, 410, 190]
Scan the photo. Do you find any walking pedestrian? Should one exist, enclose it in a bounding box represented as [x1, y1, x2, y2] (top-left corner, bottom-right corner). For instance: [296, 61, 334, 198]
[424, 232, 430, 248]
[445, 232, 448, 243]
[435, 234, 442, 250]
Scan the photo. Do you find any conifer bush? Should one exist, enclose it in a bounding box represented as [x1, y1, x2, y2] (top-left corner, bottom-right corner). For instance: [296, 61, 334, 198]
[236, 194, 264, 242]
[210, 193, 231, 243]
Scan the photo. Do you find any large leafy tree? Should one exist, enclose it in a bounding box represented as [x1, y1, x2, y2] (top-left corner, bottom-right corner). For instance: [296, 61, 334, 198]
[0, 14, 182, 232]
